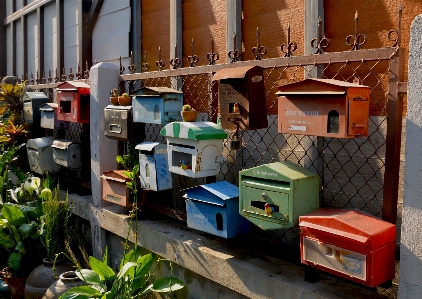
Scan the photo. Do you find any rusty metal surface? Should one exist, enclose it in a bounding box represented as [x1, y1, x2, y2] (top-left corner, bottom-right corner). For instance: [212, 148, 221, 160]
[346, 11, 367, 51]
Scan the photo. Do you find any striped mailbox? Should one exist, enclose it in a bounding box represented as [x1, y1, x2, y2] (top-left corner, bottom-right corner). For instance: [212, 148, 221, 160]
[160, 122, 227, 178]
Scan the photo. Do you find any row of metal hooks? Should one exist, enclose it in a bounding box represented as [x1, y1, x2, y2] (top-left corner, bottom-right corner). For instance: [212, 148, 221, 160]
[25, 6, 402, 83]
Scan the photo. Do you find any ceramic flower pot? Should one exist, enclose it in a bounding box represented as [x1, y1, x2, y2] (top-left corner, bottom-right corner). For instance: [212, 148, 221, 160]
[3, 275, 25, 299]
[118, 96, 131, 106]
[181, 109, 198, 122]
[42, 271, 84, 299]
[110, 96, 119, 105]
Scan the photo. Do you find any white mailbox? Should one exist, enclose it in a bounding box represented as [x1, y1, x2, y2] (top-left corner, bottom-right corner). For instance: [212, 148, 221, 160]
[51, 139, 82, 169]
[160, 122, 227, 178]
[39, 103, 70, 130]
[135, 142, 172, 191]
[26, 137, 61, 174]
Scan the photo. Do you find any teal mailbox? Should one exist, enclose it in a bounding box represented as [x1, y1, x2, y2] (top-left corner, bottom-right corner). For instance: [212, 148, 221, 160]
[23, 92, 49, 124]
[132, 87, 183, 124]
[184, 181, 250, 238]
[239, 161, 320, 230]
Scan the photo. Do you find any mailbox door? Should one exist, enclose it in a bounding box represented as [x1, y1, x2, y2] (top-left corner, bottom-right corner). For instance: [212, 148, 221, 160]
[241, 185, 290, 230]
[104, 107, 132, 141]
[27, 149, 43, 174]
[57, 91, 76, 122]
[133, 96, 163, 124]
[139, 155, 157, 190]
[40, 110, 54, 129]
[102, 177, 131, 207]
[23, 101, 34, 124]
[347, 95, 369, 137]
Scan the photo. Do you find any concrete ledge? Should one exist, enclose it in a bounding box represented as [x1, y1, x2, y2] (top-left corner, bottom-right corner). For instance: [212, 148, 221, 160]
[67, 192, 389, 299]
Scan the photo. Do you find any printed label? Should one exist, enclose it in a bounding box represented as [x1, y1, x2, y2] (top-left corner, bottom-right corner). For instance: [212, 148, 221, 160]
[251, 75, 263, 82]
[252, 169, 278, 177]
[284, 110, 319, 117]
[289, 125, 306, 131]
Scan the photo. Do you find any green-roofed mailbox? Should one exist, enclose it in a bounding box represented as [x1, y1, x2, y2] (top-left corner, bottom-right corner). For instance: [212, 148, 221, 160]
[239, 161, 320, 230]
[160, 121, 227, 178]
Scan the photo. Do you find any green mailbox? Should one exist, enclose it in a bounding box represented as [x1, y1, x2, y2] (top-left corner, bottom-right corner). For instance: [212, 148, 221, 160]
[239, 161, 320, 230]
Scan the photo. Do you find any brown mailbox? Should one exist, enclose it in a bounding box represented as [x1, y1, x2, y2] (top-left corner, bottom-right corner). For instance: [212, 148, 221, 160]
[277, 78, 370, 138]
[213, 66, 267, 130]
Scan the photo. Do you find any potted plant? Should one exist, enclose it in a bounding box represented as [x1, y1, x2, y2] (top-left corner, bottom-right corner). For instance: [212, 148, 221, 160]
[118, 93, 131, 106]
[110, 88, 119, 106]
[181, 104, 197, 122]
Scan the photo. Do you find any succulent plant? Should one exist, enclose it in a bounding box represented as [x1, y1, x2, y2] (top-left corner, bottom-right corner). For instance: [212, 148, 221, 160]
[182, 104, 192, 111]
[122, 92, 129, 97]
[110, 88, 118, 97]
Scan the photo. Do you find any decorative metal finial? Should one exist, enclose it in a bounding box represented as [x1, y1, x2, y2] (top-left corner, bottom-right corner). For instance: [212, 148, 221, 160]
[388, 5, 402, 47]
[141, 51, 150, 72]
[156, 46, 165, 71]
[228, 33, 241, 63]
[281, 23, 297, 57]
[187, 39, 199, 67]
[128, 51, 137, 73]
[311, 17, 330, 54]
[76, 62, 82, 80]
[31, 72, 34, 85]
[206, 38, 219, 65]
[119, 56, 125, 75]
[61, 68, 67, 81]
[35, 71, 40, 84]
[170, 44, 181, 69]
[54, 69, 59, 82]
[252, 28, 267, 60]
[42, 70, 46, 84]
[47, 69, 52, 83]
[69, 67, 74, 80]
[84, 61, 90, 79]
[346, 10, 367, 51]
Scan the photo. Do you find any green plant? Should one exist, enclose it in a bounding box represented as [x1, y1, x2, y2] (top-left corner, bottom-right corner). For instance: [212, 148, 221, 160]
[121, 93, 129, 98]
[0, 79, 27, 112]
[58, 247, 185, 299]
[0, 201, 45, 277]
[182, 104, 192, 111]
[110, 88, 119, 97]
[0, 144, 26, 204]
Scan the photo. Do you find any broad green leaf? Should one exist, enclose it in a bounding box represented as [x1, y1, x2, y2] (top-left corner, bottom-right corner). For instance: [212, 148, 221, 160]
[2, 205, 25, 227]
[102, 246, 108, 265]
[58, 293, 90, 299]
[132, 276, 148, 293]
[120, 248, 141, 269]
[134, 253, 156, 279]
[75, 269, 102, 285]
[8, 225, 21, 244]
[100, 291, 115, 299]
[14, 241, 25, 254]
[0, 232, 15, 249]
[8, 251, 21, 271]
[140, 284, 153, 296]
[58, 286, 101, 299]
[89, 256, 115, 281]
[18, 222, 37, 239]
[151, 277, 186, 293]
[116, 262, 138, 279]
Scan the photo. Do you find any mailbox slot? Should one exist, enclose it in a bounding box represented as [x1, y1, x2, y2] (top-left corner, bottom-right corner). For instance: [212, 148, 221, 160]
[213, 66, 268, 130]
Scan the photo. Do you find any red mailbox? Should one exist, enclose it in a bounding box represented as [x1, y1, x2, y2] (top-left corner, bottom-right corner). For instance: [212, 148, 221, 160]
[299, 209, 396, 287]
[277, 79, 370, 138]
[57, 81, 90, 123]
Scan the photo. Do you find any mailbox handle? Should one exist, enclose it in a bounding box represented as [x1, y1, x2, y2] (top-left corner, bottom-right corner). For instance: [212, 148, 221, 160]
[109, 124, 122, 134]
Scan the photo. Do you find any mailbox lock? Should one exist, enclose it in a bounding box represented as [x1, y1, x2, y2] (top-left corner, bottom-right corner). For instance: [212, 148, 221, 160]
[262, 193, 267, 200]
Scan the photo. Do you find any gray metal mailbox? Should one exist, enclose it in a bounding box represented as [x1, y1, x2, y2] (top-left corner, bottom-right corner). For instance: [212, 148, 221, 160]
[39, 103, 70, 130]
[104, 105, 133, 141]
[23, 92, 49, 124]
[51, 139, 82, 169]
[26, 137, 61, 174]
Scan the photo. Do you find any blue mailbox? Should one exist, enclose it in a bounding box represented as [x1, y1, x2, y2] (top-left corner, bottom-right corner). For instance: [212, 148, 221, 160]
[132, 87, 183, 124]
[184, 181, 250, 239]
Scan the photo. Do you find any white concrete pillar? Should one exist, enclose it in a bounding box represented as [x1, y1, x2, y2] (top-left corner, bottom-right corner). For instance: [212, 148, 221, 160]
[398, 14, 422, 299]
[89, 62, 119, 259]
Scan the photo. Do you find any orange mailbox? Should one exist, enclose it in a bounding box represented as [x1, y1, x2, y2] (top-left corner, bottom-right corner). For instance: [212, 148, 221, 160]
[299, 209, 396, 287]
[57, 81, 90, 123]
[277, 79, 370, 138]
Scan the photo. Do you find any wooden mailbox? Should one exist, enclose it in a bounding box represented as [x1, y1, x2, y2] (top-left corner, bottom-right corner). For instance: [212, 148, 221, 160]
[277, 78, 370, 138]
[239, 161, 320, 230]
[104, 105, 133, 141]
[23, 92, 49, 124]
[299, 209, 396, 287]
[39, 103, 70, 130]
[135, 142, 172, 191]
[160, 122, 227, 178]
[101, 170, 133, 208]
[213, 66, 267, 130]
[132, 87, 183, 125]
[184, 181, 250, 239]
[56, 81, 90, 123]
[51, 139, 82, 169]
[26, 137, 61, 175]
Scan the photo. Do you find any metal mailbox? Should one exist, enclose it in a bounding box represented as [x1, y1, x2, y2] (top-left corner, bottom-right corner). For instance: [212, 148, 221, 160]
[101, 170, 133, 208]
[26, 137, 61, 174]
[39, 103, 70, 130]
[132, 87, 183, 124]
[135, 142, 172, 191]
[277, 78, 370, 138]
[56, 81, 90, 123]
[23, 92, 49, 124]
[160, 122, 227, 178]
[212, 66, 267, 131]
[51, 139, 82, 169]
[104, 105, 133, 141]
[184, 181, 250, 239]
[299, 209, 396, 287]
[239, 161, 320, 230]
